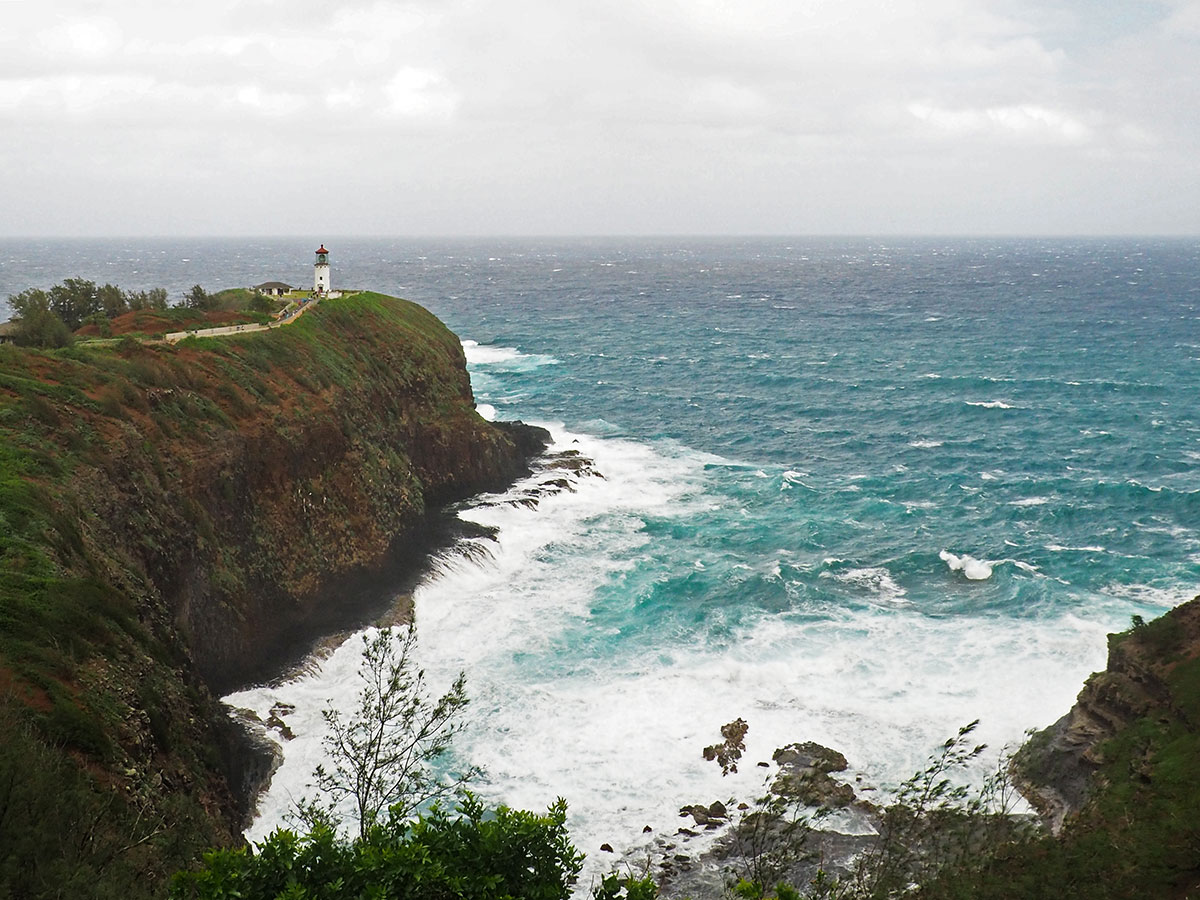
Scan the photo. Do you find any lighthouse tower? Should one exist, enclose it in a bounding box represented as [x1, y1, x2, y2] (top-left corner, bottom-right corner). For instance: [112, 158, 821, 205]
[314, 244, 330, 294]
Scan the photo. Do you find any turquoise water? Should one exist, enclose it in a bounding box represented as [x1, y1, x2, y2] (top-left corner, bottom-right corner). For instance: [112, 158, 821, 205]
[442, 239, 1199, 603]
[5, 237, 1200, 865]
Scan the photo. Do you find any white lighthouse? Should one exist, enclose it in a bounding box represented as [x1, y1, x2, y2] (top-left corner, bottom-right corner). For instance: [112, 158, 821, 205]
[314, 244, 330, 294]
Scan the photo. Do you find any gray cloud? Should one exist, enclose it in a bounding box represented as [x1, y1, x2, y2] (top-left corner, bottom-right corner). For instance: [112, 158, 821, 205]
[1, 0, 1196, 235]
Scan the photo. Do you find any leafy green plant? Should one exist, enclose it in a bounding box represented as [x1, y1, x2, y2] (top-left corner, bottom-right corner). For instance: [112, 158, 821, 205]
[295, 624, 476, 839]
[170, 796, 583, 900]
[594, 870, 660, 900]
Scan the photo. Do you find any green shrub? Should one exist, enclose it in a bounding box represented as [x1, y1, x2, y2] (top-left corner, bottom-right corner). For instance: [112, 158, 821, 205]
[170, 797, 583, 900]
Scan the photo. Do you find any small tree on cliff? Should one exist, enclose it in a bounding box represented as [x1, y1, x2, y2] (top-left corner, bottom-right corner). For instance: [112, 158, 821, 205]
[182, 284, 216, 310]
[296, 624, 476, 840]
[7, 288, 73, 348]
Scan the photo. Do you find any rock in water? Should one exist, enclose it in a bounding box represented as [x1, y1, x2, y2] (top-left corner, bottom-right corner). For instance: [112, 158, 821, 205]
[770, 742, 857, 808]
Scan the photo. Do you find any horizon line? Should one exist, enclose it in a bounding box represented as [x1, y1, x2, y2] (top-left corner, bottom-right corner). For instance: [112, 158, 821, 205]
[1, 232, 1198, 242]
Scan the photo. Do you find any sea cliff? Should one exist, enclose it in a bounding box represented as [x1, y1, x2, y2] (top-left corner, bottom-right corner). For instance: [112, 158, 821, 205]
[1016, 597, 1200, 832]
[0, 292, 547, 897]
[996, 594, 1200, 895]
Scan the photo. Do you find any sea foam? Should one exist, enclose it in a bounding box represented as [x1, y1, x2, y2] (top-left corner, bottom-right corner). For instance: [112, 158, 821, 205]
[461, 339, 559, 368]
[965, 400, 1016, 409]
[939, 550, 994, 580]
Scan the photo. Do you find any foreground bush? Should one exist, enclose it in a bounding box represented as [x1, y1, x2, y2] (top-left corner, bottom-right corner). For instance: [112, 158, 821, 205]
[170, 795, 583, 900]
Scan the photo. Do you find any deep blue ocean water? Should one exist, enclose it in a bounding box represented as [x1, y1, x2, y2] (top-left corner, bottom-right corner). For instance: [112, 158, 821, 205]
[4, 237, 1199, 865]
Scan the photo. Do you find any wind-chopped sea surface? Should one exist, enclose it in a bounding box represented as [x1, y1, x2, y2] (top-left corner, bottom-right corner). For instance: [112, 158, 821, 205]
[5, 237, 1199, 874]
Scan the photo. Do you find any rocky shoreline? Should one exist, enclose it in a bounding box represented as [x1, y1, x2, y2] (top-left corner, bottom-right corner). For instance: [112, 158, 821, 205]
[649, 740, 878, 899]
[623, 595, 1200, 899]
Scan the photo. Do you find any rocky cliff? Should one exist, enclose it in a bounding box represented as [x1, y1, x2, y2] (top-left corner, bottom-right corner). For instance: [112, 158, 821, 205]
[1016, 596, 1200, 831]
[998, 595, 1200, 896]
[0, 292, 547, 897]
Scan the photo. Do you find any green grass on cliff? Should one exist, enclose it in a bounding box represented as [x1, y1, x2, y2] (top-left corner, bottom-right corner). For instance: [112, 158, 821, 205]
[0, 291, 503, 898]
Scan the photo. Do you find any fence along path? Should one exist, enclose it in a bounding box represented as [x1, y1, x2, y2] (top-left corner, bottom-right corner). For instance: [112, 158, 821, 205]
[161, 297, 321, 344]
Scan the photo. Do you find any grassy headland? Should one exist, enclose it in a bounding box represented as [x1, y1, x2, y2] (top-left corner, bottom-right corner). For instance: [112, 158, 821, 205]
[0, 291, 545, 897]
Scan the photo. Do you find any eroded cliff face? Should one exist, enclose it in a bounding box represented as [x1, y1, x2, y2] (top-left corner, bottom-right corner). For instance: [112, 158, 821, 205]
[80, 296, 546, 691]
[1016, 595, 1200, 832]
[0, 293, 547, 896]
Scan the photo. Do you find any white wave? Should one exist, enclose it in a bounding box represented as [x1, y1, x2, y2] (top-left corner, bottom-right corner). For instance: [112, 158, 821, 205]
[965, 400, 1016, 410]
[780, 470, 814, 490]
[475, 403, 497, 421]
[1127, 478, 1170, 493]
[979, 471, 1000, 481]
[461, 339, 520, 363]
[908, 439, 943, 449]
[1101, 583, 1199, 610]
[939, 550, 993, 580]
[461, 339, 559, 368]
[823, 566, 909, 604]
[1008, 497, 1050, 507]
[1045, 544, 1106, 553]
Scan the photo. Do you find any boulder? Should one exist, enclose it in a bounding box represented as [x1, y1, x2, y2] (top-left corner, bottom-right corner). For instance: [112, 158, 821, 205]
[772, 742, 848, 773]
[770, 742, 856, 808]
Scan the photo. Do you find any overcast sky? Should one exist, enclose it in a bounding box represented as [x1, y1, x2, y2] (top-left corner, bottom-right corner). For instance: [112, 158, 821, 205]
[2, 0, 1198, 236]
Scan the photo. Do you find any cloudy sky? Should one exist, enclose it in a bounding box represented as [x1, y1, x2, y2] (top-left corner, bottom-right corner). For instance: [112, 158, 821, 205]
[3, 0, 1198, 236]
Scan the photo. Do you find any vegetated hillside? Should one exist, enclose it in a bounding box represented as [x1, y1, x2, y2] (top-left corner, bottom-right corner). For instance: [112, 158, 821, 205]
[0, 292, 546, 898]
[924, 596, 1200, 900]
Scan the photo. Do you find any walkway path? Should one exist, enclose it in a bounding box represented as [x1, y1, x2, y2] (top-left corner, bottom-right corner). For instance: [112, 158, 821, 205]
[162, 297, 321, 344]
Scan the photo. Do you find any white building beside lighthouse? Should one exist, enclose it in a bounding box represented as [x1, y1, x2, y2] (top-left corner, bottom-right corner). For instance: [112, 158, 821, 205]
[314, 244, 330, 294]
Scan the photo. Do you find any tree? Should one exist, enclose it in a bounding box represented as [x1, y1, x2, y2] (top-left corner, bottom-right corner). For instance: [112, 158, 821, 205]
[127, 288, 168, 312]
[842, 720, 995, 899]
[182, 285, 215, 311]
[8, 287, 49, 319]
[297, 625, 475, 840]
[97, 283, 128, 318]
[7, 288, 72, 348]
[248, 290, 273, 314]
[48, 278, 101, 330]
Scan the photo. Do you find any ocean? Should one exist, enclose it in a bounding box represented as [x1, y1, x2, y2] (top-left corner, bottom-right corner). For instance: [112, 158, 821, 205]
[4, 236, 1199, 874]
